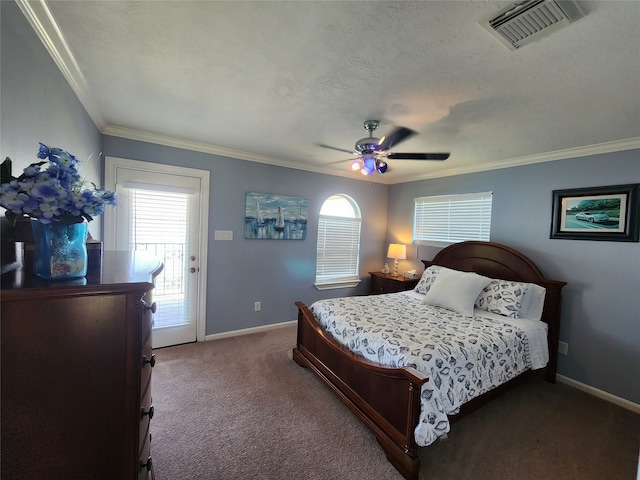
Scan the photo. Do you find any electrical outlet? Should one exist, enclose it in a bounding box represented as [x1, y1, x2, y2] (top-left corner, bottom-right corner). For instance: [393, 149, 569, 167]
[254, 301, 261, 312]
[558, 341, 568, 355]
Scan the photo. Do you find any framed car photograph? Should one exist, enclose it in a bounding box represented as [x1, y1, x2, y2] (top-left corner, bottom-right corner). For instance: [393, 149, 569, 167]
[550, 183, 639, 241]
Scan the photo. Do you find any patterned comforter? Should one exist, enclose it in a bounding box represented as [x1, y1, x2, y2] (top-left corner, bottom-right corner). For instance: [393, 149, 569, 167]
[309, 291, 548, 446]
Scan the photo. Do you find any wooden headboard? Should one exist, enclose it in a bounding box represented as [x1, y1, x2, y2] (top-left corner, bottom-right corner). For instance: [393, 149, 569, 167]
[422, 241, 567, 382]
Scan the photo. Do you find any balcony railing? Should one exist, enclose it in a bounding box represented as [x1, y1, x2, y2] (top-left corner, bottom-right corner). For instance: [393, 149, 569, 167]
[133, 243, 188, 328]
[134, 243, 186, 296]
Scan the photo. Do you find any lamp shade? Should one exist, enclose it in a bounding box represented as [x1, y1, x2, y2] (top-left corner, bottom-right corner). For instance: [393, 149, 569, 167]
[387, 243, 406, 260]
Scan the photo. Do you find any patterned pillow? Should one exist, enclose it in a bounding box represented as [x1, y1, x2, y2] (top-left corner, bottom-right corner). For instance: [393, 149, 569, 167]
[413, 266, 440, 295]
[475, 280, 529, 318]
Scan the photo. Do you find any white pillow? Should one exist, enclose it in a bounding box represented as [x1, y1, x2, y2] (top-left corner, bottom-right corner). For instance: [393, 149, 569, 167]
[422, 267, 491, 316]
[519, 283, 547, 320]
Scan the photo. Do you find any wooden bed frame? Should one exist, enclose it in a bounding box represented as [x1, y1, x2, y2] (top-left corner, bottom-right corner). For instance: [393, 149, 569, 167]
[293, 241, 566, 479]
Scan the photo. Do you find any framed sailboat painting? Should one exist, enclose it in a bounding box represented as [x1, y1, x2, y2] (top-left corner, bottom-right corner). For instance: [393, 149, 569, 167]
[245, 192, 308, 240]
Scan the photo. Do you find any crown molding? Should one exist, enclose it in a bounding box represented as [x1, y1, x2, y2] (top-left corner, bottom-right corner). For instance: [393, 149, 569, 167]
[391, 137, 640, 184]
[16, 0, 105, 129]
[105, 124, 638, 185]
[102, 125, 390, 184]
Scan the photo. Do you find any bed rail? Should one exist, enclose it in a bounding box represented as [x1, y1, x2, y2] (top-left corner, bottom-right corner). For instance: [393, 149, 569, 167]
[293, 301, 428, 480]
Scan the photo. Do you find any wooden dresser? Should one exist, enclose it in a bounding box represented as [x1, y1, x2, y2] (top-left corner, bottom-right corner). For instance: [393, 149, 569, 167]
[1, 252, 162, 480]
[369, 271, 420, 294]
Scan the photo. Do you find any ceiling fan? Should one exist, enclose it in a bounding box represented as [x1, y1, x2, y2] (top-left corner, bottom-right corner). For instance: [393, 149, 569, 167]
[319, 120, 450, 175]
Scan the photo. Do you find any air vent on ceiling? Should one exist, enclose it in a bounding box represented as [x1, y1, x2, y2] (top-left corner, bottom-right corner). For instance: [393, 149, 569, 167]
[480, 0, 584, 50]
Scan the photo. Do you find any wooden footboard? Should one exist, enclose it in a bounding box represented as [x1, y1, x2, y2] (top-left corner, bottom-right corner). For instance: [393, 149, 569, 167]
[293, 301, 428, 480]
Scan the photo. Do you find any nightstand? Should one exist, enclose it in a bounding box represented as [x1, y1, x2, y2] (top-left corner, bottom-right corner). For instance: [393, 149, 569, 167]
[369, 271, 420, 294]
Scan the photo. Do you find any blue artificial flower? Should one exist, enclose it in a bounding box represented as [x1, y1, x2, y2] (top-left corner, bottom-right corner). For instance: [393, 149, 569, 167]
[20, 196, 41, 214]
[0, 143, 117, 224]
[0, 185, 27, 211]
[31, 181, 63, 202]
[23, 164, 40, 177]
[37, 142, 50, 159]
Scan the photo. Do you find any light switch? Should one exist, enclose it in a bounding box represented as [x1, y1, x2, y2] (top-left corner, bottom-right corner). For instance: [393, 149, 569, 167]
[214, 230, 233, 241]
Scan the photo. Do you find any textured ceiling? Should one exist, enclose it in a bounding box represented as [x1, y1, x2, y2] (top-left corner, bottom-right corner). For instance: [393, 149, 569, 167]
[21, 1, 640, 184]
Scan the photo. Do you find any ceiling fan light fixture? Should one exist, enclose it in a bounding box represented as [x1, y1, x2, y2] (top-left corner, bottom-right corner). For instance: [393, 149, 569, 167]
[319, 119, 450, 176]
[362, 156, 376, 175]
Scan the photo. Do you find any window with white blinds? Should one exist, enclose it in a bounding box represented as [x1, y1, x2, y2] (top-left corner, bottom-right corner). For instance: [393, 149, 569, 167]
[413, 191, 493, 246]
[315, 195, 362, 289]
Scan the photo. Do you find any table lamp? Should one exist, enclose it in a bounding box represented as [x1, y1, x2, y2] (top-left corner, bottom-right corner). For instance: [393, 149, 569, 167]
[387, 243, 406, 276]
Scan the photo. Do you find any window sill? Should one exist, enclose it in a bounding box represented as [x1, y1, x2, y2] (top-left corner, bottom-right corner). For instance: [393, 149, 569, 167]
[414, 240, 456, 247]
[314, 279, 361, 291]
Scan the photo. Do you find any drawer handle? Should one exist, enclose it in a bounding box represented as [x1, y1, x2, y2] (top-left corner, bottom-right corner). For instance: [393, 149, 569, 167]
[141, 405, 154, 420]
[144, 302, 157, 314]
[140, 456, 153, 472]
[142, 354, 156, 368]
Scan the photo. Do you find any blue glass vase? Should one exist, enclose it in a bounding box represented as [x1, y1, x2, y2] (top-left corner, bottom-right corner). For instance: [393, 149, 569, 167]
[30, 219, 88, 280]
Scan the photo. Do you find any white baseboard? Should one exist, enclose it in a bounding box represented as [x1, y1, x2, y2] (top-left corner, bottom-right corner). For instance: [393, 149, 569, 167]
[557, 374, 640, 414]
[204, 320, 296, 342]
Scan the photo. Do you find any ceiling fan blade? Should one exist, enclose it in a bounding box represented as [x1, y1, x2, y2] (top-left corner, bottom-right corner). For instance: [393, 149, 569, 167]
[317, 143, 357, 155]
[387, 152, 450, 161]
[377, 127, 416, 151]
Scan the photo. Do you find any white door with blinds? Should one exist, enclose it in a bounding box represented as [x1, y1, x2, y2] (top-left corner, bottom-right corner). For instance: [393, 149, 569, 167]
[104, 158, 209, 348]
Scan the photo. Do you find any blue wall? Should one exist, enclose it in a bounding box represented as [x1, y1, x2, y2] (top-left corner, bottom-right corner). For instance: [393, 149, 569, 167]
[388, 152, 640, 404]
[3, 0, 638, 405]
[101, 137, 389, 334]
[0, 1, 103, 238]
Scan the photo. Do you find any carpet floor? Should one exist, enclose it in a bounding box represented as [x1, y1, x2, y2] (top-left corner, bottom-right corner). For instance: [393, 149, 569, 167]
[150, 325, 639, 480]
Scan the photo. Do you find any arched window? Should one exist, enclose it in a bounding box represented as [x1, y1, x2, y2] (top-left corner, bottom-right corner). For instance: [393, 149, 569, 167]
[315, 194, 362, 289]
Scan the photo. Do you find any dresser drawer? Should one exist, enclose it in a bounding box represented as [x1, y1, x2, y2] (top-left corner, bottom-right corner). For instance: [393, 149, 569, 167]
[141, 293, 155, 343]
[139, 310, 155, 480]
[139, 380, 153, 455]
[138, 438, 153, 480]
[141, 340, 154, 397]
